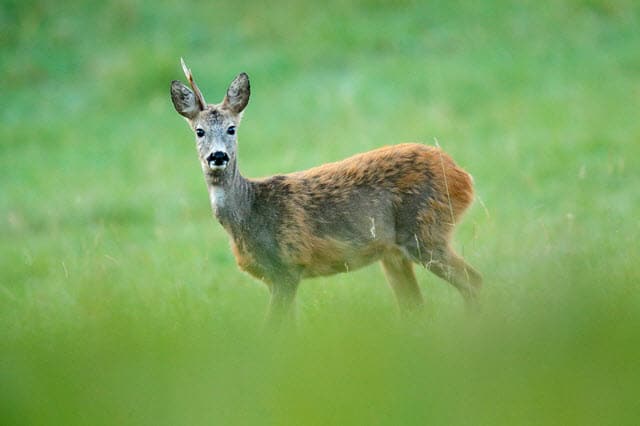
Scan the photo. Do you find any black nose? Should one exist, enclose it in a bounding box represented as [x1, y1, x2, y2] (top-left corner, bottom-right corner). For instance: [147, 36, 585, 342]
[206, 151, 229, 166]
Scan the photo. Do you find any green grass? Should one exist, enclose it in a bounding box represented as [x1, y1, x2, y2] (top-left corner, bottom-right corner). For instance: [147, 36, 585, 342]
[2, 0, 640, 424]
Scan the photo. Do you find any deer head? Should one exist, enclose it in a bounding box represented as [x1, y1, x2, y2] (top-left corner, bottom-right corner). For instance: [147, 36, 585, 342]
[170, 58, 250, 181]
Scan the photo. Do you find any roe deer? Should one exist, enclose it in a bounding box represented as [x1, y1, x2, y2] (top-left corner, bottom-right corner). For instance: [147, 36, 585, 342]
[170, 59, 481, 327]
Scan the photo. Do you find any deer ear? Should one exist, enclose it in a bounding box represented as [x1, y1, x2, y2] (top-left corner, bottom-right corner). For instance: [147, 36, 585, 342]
[171, 80, 201, 119]
[223, 73, 250, 114]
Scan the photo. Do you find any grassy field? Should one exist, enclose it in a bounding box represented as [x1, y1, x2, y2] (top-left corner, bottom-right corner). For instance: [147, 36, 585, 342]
[2, 0, 639, 424]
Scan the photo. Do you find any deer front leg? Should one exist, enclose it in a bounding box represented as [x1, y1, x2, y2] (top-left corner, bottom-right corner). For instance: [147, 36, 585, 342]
[265, 278, 299, 330]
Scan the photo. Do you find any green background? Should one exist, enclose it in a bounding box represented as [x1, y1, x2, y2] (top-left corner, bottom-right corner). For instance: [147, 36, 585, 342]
[1, 0, 639, 424]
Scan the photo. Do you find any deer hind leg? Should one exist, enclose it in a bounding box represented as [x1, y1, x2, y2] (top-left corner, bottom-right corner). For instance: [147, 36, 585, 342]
[381, 251, 424, 314]
[424, 246, 482, 308]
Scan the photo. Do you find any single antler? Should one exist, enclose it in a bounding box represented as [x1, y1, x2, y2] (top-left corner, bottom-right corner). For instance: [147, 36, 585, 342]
[180, 57, 206, 109]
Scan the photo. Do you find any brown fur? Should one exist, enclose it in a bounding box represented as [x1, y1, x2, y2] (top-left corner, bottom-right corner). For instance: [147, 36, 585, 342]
[257, 144, 474, 278]
[170, 64, 482, 327]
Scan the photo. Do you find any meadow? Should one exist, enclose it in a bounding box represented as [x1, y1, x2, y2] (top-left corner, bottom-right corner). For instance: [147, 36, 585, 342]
[1, 0, 639, 424]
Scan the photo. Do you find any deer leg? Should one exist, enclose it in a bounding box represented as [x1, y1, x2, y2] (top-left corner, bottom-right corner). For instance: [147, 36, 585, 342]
[381, 252, 424, 314]
[265, 279, 299, 330]
[426, 247, 482, 309]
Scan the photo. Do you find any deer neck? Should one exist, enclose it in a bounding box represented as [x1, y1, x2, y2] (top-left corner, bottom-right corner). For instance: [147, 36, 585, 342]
[204, 160, 253, 228]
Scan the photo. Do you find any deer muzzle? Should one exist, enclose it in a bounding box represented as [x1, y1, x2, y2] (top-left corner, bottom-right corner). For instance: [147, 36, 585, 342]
[206, 151, 230, 171]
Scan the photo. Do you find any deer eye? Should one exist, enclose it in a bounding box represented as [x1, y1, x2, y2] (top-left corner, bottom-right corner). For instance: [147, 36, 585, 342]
[227, 126, 236, 135]
[196, 128, 205, 138]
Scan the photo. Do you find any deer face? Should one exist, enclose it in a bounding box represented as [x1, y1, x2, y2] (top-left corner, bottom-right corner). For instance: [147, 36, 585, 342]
[171, 62, 250, 178]
[190, 106, 240, 174]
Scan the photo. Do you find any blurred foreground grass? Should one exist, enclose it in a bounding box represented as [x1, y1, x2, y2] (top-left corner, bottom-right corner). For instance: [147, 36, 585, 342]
[1, 0, 639, 424]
